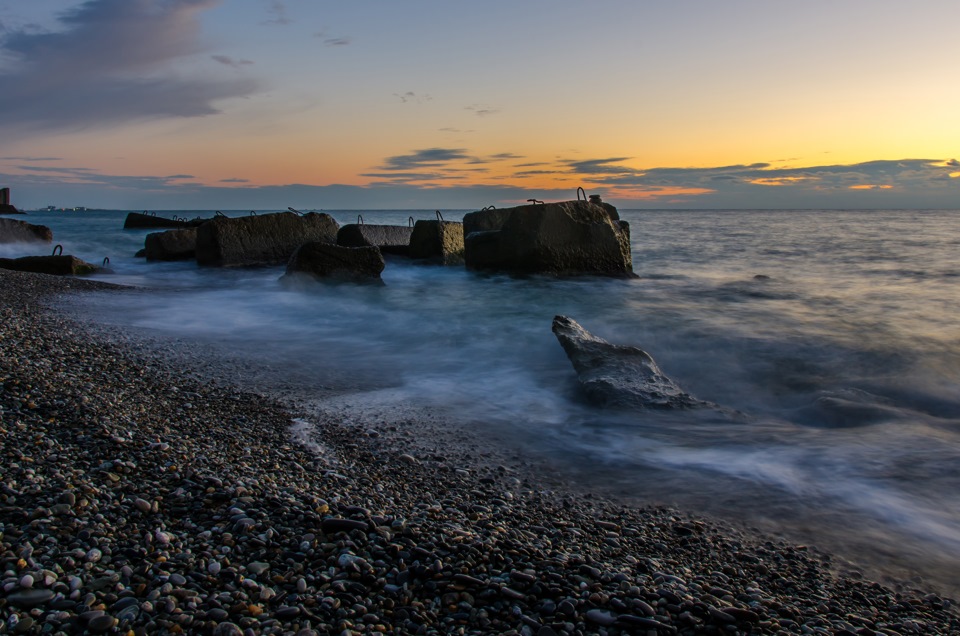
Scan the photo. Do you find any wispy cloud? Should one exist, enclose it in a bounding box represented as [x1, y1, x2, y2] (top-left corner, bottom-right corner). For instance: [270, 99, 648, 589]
[2, 156, 62, 162]
[220, 178, 250, 183]
[0, 0, 259, 132]
[465, 104, 500, 117]
[212, 54, 254, 68]
[378, 148, 471, 171]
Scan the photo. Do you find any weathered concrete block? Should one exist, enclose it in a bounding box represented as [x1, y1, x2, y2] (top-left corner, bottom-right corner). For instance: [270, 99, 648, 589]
[464, 201, 632, 277]
[195, 211, 339, 267]
[408, 220, 464, 265]
[144, 228, 198, 261]
[337, 224, 413, 256]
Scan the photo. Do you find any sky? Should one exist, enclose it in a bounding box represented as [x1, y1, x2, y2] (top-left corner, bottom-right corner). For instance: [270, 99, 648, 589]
[0, 0, 958, 210]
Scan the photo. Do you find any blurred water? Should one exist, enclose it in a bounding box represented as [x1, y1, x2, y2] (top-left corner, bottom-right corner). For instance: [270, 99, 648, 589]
[14, 207, 960, 594]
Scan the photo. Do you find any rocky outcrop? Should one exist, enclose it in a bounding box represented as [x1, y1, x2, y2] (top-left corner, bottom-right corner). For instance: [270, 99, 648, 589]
[0, 255, 98, 276]
[408, 220, 464, 265]
[144, 228, 198, 261]
[552, 315, 706, 410]
[337, 224, 413, 256]
[123, 212, 205, 230]
[0, 218, 53, 243]
[283, 242, 385, 284]
[195, 212, 339, 267]
[463, 201, 632, 277]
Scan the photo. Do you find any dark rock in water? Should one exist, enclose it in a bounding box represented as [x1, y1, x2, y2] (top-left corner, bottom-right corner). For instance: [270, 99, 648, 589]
[134, 248, 147, 258]
[0, 255, 98, 276]
[283, 242, 385, 284]
[195, 211, 339, 267]
[464, 200, 633, 277]
[408, 220, 464, 265]
[337, 223, 413, 256]
[123, 212, 193, 230]
[801, 389, 904, 428]
[0, 217, 53, 243]
[144, 228, 198, 261]
[552, 315, 706, 409]
[123, 211, 205, 229]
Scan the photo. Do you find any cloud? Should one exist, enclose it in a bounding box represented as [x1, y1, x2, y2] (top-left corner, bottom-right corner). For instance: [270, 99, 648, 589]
[394, 91, 432, 104]
[262, 0, 291, 26]
[4, 157, 960, 211]
[220, 178, 250, 183]
[465, 104, 500, 117]
[212, 54, 254, 68]
[378, 148, 471, 171]
[2, 156, 62, 162]
[0, 0, 259, 132]
[490, 153, 524, 160]
[323, 37, 351, 47]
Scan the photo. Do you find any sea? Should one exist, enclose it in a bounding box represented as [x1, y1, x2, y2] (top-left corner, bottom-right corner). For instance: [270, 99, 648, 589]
[4, 207, 960, 595]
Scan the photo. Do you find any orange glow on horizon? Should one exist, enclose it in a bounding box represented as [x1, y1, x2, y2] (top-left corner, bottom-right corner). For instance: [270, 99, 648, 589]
[849, 184, 894, 190]
[748, 177, 811, 187]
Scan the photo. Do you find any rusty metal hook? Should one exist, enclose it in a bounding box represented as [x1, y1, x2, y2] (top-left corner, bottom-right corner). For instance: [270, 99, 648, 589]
[527, 198, 544, 205]
[357, 214, 364, 225]
[52, 244, 63, 256]
[577, 187, 586, 202]
[408, 216, 415, 227]
[435, 210, 444, 221]
[102, 257, 110, 266]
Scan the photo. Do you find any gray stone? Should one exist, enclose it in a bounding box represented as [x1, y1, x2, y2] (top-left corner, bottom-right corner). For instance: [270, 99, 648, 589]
[196, 211, 339, 267]
[283, 242, 385, 284]
[552, 315, 706, 410]
[6, 589, 54, 607]
[144, 228, 198, 261]
[463, 200, 632, 277]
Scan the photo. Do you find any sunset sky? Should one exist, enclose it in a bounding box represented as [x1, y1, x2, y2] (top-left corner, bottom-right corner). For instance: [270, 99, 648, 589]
[1, 0, 958, 210]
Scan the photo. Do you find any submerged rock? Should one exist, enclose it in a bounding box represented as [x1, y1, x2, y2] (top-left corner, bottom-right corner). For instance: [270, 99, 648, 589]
[552, 315, 706, 409]
[123, 211, 206, 229]
[0, 217, 53, 243]
[283, 242, 385, 284]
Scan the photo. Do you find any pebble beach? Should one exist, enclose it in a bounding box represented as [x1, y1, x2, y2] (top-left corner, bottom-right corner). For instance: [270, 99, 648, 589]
[1, 269, 957, 635]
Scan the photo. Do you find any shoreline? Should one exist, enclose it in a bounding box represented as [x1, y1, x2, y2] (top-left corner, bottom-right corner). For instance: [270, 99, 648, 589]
[1, 269, 956, 635]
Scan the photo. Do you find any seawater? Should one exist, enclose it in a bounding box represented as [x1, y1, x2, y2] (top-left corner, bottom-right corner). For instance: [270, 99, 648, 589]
[8, 208, 960, 594]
